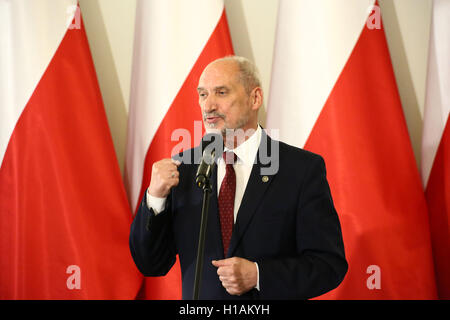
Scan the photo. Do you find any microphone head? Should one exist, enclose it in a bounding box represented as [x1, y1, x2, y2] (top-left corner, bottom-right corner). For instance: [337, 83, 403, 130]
[195, 133, 223, 189]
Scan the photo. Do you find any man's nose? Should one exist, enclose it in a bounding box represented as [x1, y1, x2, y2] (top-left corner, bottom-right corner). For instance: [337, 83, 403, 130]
[203, 95, 218, 113]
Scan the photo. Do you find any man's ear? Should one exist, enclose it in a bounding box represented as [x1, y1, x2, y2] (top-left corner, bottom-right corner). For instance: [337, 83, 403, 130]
[251, 87, 263, 110]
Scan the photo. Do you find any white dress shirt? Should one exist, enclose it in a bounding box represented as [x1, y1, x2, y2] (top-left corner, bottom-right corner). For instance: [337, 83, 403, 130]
[146, 125, 262, 290]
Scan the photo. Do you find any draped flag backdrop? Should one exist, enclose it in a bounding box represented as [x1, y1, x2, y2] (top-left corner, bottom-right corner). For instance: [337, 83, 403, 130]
[0, 1, 142, 299]
[125, 0, 234, 299]
[421, 0, 450, 300]
[267, 0, 437, 299]
[1, 0, 445, 301]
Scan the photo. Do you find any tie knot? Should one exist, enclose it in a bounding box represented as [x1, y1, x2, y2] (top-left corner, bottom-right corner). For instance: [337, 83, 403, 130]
[222, 151, 237, 165]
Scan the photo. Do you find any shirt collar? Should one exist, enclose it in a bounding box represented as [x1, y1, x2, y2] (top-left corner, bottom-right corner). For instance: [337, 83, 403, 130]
[223, 125, 262, 166]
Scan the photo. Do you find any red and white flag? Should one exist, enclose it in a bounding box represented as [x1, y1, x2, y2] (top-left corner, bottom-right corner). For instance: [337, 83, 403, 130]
[267, 0, 437, 299]
[0, 1, 142, 299]
[422, 0, 450, 300]
[125, 0, 233, 299]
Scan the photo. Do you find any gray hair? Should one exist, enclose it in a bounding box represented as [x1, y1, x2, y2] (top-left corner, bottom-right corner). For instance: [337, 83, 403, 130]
[216, 55, 261, 95]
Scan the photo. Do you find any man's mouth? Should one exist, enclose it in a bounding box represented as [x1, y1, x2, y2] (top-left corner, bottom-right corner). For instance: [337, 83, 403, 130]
[206, 116, 220, 123]
[203, 113, 224, 124]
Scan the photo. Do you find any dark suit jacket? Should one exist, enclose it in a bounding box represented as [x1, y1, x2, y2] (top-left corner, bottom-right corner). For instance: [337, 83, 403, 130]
[129, 131, 347, 300]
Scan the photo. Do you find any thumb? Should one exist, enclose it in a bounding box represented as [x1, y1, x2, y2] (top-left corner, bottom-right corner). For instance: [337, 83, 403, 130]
[212, 258, 235, 267]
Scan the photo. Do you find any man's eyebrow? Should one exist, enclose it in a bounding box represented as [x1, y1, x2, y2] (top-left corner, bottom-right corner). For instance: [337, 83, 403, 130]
[214, 86, 228, 91]
[197, 86, 229, 92]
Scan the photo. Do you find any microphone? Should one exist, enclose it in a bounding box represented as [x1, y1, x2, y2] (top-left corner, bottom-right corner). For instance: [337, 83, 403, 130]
[193, 132, 223, 299]
[195, 133, 223, 189]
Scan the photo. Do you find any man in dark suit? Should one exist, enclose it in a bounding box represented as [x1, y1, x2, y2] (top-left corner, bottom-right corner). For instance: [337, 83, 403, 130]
[129, 56, 347, 299]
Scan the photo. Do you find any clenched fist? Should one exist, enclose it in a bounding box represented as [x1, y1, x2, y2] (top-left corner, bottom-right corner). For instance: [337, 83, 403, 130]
[148, 158, 181, 198]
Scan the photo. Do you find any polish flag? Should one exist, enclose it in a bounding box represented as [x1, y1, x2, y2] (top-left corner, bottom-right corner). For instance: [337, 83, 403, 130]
[125, 0, 233, 299]
[267, 0, 437, 299]
[0, 1, 142, 299]
[422, 0, 450, 300]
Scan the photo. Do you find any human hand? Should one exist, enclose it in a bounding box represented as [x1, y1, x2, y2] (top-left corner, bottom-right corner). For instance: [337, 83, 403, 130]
[212, 257, 257, 296]
[148, 158, 181, 198]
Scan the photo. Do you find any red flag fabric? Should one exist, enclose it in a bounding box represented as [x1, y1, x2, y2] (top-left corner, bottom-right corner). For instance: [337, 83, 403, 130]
[0, 1, 142, 299]
[422, 0, 450, 300]
[125, 0, 234, 299]
[267, 0, 437, 299]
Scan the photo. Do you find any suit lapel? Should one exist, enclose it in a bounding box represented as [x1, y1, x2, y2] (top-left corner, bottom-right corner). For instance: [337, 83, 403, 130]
[227, 130, 278, 257]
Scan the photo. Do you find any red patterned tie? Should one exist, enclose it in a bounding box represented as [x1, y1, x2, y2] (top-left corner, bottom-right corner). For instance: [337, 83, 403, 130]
[218, 151, 236, 257]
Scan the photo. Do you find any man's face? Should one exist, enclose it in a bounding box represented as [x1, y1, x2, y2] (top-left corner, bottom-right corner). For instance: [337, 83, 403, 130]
[197, 60, 255, 136]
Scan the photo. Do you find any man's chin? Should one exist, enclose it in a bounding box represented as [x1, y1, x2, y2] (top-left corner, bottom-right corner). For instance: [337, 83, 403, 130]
[205, 127, 224, 136]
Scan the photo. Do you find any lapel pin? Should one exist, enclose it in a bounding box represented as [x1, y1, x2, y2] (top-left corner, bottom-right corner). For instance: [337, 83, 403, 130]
[262, 176, 269, 183]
